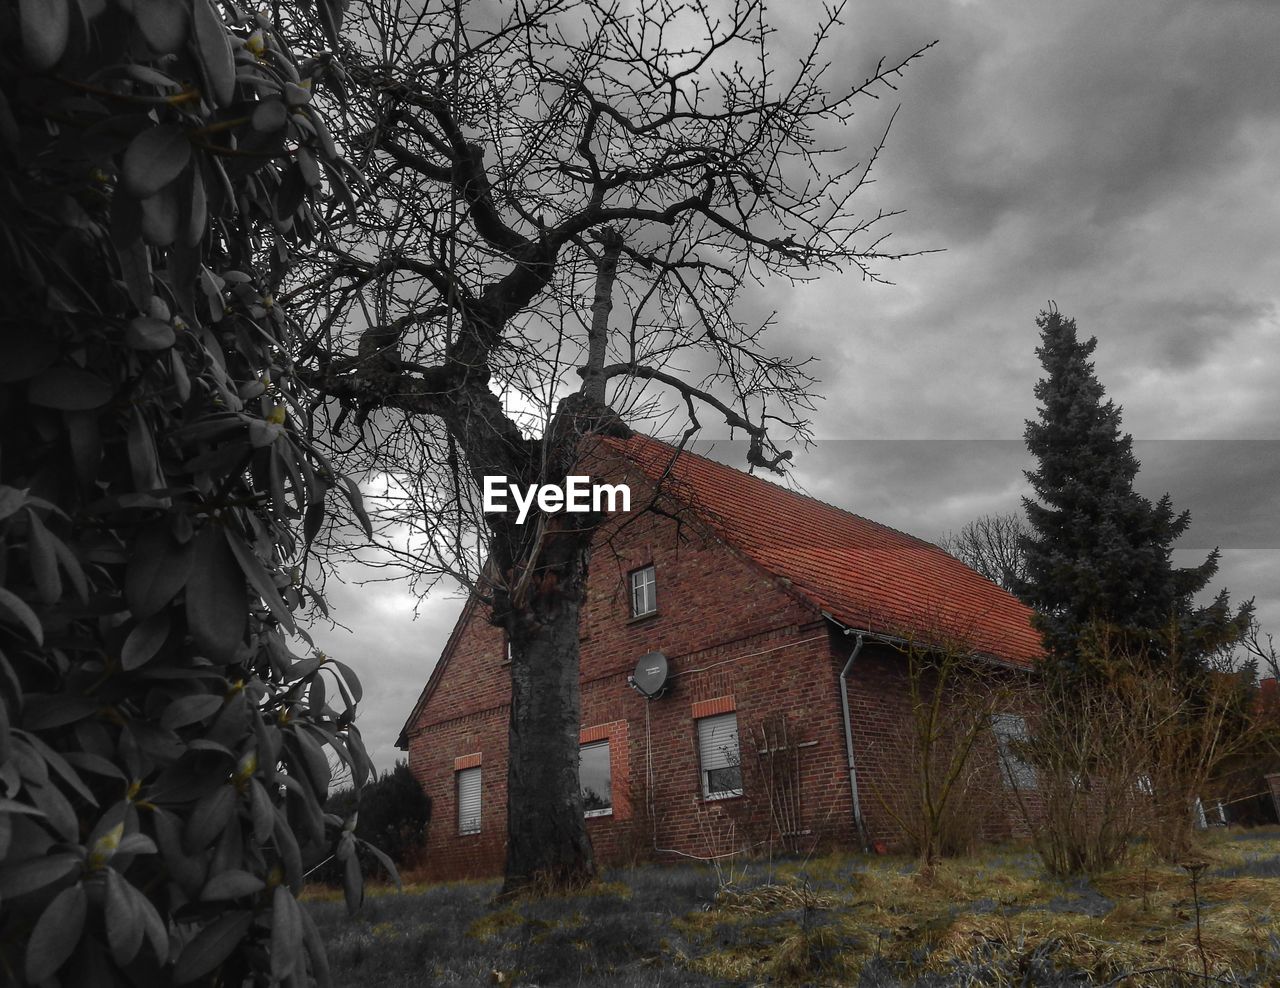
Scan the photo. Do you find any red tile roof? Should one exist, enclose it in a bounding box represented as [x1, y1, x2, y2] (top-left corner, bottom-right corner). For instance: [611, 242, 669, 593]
[607, 435, 1043, 667]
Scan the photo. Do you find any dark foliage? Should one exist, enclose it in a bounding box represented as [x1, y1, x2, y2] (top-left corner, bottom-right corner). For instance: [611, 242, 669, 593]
[0, 1, 376, 984]
[1018, 307, 1250, 675]
[316, 761, 430, 883]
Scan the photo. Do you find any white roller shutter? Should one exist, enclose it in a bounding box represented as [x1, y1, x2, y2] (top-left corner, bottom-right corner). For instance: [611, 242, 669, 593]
[457, 766, 482, 834]
[697, 712, 743, 798]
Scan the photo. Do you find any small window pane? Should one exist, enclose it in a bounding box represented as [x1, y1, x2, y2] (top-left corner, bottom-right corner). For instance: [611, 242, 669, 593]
[630, 565, 656, 617]
[697, 712, 743, 798]
[457, 766, 481, 835]
[706, 765, 743, 795]
[580, 740, 612, 817]
[992, 713, 1036, 790]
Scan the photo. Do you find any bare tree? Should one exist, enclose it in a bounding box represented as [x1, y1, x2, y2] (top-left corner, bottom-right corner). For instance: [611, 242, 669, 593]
[1010, 621, 1260, 872]
[1006, 657, 1155, 876]
[938, 512, 1029, 593]
[1240, 617, 1279, 683]
[277, 0, 933, 891]
[870, 621, 1015, 877]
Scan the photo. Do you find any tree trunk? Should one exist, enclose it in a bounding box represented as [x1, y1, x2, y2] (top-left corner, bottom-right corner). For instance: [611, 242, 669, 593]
[493, 235, 631, 894]
[920, 830, 940, 880]
[500, 536, 596, 894]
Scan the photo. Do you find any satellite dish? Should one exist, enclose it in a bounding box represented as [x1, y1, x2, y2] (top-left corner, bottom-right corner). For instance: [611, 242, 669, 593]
[632, 651, 669, 698]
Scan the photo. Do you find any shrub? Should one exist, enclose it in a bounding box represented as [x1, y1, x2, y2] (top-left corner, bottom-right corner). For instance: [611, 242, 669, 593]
[1006, 663, 1151, 875]
[316, 761, 431, 883]
[1009, 623, 1259, 874]
[0, 1, 372, 984]
[868, 624, 1014, 874]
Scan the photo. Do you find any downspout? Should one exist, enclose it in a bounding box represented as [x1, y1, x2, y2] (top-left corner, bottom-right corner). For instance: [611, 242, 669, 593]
[839, 632, 869, 852]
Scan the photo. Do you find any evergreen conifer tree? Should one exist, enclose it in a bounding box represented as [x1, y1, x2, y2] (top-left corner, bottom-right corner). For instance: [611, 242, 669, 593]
[1018, 307, 1250, 675]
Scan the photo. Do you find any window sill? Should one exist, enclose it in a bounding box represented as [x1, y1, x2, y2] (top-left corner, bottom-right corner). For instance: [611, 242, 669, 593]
[700, 790, 744, 803]
[627, 611, 659, 625]
[584, 808, 613, 819]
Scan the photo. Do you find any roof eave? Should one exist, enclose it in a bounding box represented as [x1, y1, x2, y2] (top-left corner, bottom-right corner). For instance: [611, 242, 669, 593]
[821, 610, 1039, 671]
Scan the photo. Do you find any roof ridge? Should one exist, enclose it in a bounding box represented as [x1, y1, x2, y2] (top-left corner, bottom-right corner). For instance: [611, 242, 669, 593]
[614, 434, 966, 558]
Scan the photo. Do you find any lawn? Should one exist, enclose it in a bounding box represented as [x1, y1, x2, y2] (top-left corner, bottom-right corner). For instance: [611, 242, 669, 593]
[305, 828, 1280, 986]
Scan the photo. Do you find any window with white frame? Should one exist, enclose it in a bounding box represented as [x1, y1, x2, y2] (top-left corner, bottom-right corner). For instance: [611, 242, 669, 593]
[991, 713, 1036, 790]
[579, 740, 612, 817]
[457, 766, 481, 835]
[696, 712, 743, 799]
[630, 564, 656, 617]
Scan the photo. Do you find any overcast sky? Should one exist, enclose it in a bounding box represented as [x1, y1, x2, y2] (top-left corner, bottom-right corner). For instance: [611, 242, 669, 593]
[312, 0, 1280, 774]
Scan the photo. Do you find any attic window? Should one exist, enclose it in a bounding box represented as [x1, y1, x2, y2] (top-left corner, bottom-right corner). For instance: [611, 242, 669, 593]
[630, 565, 657, 617]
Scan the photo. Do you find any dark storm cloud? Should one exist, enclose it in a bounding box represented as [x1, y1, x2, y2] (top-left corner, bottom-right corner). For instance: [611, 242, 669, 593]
[1132, 441, 1280, 550]
[1136, 294, 1272, 372]
[755, 0, 1280, 445]
[841, 0, 1280, 245]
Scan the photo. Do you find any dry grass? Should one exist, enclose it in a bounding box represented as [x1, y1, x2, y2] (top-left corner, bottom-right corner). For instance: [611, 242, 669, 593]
[305, 828, 1280, 986]
[713, 880, 838, 914]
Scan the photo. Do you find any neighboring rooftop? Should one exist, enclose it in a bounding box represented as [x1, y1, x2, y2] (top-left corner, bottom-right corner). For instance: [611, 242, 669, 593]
[608, 435, 1043, 666]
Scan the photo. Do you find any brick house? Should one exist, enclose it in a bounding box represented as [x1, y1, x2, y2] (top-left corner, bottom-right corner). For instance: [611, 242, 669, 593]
[396, 436, 1044, 880]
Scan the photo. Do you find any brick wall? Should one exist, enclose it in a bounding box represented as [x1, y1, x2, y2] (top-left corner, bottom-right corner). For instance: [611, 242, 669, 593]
[405, 705, 508, 880]
[844, 644, 1040, 850]
[403, 492, 1035, 879]
[584, 621, 858, 868]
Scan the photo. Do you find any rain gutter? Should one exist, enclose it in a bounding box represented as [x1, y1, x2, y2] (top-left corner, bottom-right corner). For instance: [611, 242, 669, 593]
[825, 612, 869, 853]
